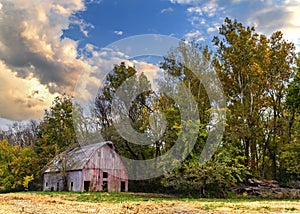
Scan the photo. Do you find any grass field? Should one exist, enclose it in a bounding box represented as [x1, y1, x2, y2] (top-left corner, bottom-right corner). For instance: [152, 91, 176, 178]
[0, 191, 299, 213]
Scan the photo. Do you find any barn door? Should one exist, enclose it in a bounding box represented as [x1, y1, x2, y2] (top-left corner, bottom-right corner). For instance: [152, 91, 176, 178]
[102, 181, 108, 192]
[121, 181, 126, 192]
[84, 181, 90, 192]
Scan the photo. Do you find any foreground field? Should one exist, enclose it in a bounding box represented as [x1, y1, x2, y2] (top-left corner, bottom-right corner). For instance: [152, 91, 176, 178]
[0, 192, 299, 214]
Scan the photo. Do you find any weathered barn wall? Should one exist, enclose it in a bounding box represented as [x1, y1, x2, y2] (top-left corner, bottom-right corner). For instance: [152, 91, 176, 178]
[67, 171, 82, 192]
[81, 169, 128, 192]
[82, 145, 128, 192]
[43, 170, 82, 192]
[84, 145, 127, 177]
[43, 173, 61, 191]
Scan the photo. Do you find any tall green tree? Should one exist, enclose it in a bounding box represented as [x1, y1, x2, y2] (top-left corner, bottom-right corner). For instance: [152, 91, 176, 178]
[213, 18, 297, 179]
[213, 18, 269, 173]
[95, 62, 155, 160]
[34, 95, 78, 171]
[281, 59, 300, 181]
[0, 140, 37, 192]
[287, 60, 300, 115]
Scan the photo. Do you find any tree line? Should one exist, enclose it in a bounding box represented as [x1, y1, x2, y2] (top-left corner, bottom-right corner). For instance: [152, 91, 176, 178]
[0, 18, 299, 197]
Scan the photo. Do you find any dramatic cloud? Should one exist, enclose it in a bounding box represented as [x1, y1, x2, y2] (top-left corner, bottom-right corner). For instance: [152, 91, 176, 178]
[0, 0, 91, 120]
[243, 1, 300, 47]
[180, 0, 300, 48]
[0, 60, 59, 120]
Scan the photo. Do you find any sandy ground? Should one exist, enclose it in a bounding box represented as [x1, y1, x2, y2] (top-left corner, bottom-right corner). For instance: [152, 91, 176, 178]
[0, 193, 300, 214]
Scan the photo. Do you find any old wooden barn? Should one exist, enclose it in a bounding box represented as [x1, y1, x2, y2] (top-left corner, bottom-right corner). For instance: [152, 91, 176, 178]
[43, 141, 128, 192]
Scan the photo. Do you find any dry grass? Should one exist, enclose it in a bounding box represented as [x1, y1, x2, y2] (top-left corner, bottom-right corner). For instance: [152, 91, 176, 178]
[0, 192, 299, 214]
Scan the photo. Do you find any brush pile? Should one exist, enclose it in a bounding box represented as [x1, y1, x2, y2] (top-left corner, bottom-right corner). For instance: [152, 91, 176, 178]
[234, 179, 300, 198]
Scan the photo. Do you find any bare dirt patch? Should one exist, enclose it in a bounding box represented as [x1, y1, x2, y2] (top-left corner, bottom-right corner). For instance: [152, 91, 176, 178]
[0, 192, 299, 214]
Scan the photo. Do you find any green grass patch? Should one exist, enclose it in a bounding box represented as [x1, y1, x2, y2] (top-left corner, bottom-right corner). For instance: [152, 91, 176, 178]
[34, 191, 179, 203]
[76, 192, 152, 203]
[285, 207, 298, 211]
[256, 205, 270, 211]
[31, 191, 300, 204]
[232, 204, 247, 210]
[198, 203, 224, 210]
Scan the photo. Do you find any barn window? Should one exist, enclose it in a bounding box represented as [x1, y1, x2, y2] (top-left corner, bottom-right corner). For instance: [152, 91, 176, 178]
[103, 171, 108, 178]
[56, 182, 59, 191]
[70, 182, 73, 191]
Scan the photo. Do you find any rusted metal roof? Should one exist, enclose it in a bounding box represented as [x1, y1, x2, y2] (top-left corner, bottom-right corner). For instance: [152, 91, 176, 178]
[44, 141, 114, 173]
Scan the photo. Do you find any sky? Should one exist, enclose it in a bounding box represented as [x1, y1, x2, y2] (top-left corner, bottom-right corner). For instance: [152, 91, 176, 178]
[0, 0, 300, 129]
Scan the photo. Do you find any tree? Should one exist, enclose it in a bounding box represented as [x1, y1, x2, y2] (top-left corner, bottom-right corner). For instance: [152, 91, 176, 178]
[163, 143, 248, 198]
[262, 32, 297, 179]
[161, 42, 211, 125]
[280, 58, 300, 181]
[0, 120, 39, 147]
[213, 18, 268, 173]
[34, 95, 78, 175]
[287, 61, 300, 115]
[213, 18, 297, 179]
[95, 62, 156, 160]
[0, 139, 37, 192]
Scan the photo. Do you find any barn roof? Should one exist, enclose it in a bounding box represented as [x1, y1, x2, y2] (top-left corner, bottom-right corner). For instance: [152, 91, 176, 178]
[44, 141, 114, 173]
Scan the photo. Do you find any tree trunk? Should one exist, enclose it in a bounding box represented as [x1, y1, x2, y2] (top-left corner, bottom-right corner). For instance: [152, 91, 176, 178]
[244, 138, 250, 168]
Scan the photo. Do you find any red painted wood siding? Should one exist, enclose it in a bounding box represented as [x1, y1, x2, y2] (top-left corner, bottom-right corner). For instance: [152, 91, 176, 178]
[82, 144, 128, 192]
